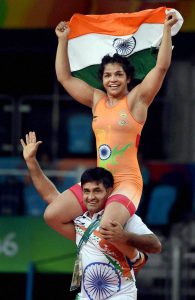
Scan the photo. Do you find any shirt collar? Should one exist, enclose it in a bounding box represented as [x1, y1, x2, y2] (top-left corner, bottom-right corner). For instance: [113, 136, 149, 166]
[83, 209, 104, 220]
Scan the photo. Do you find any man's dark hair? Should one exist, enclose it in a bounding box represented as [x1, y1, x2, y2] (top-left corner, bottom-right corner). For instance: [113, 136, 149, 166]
[98, 53, 135, 83]
[81, 167, 114, 189]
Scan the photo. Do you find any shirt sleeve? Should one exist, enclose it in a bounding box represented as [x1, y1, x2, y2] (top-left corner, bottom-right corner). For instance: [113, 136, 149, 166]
[124, 214, 153, 235]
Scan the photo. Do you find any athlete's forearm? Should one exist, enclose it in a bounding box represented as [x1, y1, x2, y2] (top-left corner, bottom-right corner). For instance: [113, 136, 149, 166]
[156, 24, 172, 71]
[109, 239, 138, 259]
[124, 232, 162, 254]
[55, 38, 71, 83]
[25, 157, 60, 204]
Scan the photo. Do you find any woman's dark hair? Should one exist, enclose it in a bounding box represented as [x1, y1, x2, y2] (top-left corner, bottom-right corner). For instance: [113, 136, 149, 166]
[81, 167, 114, 189]
[98, 53, 135, 83]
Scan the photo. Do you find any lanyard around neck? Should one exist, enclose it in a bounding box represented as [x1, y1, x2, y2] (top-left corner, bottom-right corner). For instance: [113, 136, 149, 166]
[77, 217, 100, 254]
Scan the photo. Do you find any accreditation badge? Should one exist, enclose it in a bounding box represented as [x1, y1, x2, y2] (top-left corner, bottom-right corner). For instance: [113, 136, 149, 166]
[70, 254, 82, 291]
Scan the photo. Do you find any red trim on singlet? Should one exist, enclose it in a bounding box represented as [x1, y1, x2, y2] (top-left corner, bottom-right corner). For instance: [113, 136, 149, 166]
[105, 194, 136, 216]
[69, 184, 87, 213]
[69, 185, 136, 215]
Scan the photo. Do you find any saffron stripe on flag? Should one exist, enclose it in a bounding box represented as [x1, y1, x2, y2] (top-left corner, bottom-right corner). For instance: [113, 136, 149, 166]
[68, 7, 169, 39]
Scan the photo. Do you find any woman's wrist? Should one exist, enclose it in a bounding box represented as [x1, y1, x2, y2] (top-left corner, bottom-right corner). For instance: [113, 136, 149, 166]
[58, 36, 68, 46]
[163, 23, 172, 33]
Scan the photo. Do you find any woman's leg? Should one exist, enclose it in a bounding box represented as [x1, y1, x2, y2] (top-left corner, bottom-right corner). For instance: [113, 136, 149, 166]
[44, 186, 85, 240]
[101, 179, 142, 228]
[101, 193, 136, 227]
[100, 194, 137, 258]
[101, 201, 130, 226]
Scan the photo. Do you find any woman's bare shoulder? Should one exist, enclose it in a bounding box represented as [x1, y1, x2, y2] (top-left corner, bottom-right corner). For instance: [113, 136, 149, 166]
[93, 89, 106, 104]
[127, 84, 140, 104]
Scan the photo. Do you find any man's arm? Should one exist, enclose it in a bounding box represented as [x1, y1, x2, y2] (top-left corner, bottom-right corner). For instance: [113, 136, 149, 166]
[100, 217, 162, 254]
[21, 131, 76, 241]
[21, 131, 60, 204]
[119, 231, 161, 254]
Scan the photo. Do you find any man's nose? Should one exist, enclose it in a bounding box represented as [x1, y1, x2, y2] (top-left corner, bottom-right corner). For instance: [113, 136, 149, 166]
[88, 192, 95, 200]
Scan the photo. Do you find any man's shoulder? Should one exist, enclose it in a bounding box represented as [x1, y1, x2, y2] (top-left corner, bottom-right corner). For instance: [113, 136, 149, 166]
[125, 214, 153, 235]
[124, 214, 143, 231]
[127, 214, 142, 224]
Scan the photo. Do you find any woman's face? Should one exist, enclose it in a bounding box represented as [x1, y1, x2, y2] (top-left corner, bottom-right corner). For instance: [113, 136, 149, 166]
[102, 63, 130, 97]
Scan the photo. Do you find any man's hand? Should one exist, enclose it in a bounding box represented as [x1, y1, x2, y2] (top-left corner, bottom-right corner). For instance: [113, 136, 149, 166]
[55, 21, 70, 40]
[20, 131, 42, 162]
[100, 220, 128, 244]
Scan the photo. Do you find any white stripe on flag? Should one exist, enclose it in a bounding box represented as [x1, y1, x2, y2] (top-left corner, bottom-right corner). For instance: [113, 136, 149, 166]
[68, 23, 163, 72]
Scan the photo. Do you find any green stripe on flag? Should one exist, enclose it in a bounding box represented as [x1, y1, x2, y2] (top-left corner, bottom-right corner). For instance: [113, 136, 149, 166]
[131, 48, 158, 81]
[72, 48, 158, 90]
[73, 65, 103, 90]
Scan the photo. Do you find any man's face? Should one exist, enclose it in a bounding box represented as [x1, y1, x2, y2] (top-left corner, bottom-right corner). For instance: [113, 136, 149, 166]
[82, 181, 112, 216]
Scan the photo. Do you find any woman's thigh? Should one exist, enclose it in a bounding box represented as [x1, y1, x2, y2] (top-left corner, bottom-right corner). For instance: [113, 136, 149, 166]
[44, 184, 85, 223]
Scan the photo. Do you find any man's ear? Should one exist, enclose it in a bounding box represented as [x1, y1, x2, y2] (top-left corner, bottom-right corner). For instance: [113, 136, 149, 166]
[107, 187, 113, 197]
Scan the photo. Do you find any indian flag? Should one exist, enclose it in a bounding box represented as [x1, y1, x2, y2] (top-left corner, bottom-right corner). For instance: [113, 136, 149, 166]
[68, 7, 183, 90]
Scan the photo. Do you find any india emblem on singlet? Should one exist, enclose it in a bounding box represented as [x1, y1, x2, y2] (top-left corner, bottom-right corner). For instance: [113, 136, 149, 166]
[99, 144, 112, 160]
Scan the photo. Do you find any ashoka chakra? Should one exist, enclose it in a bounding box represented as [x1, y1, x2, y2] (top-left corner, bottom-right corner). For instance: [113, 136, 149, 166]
[113, 37, 136, 57]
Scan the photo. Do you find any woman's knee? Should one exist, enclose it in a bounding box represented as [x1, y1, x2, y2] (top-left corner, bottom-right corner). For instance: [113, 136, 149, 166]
[44, 204, 58, 226]
[101, 201, 131, 227]
[44, 194, 82, 226]
[44, 201, 67, 225]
